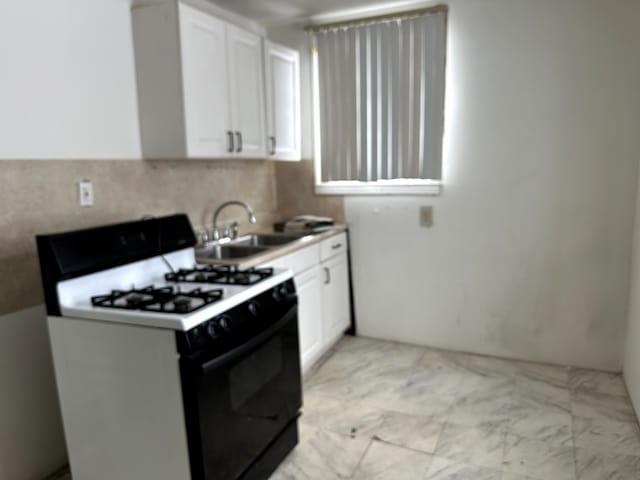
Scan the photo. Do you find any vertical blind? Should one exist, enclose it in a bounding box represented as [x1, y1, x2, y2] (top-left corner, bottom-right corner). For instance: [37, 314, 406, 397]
[312, 10, 446, 183]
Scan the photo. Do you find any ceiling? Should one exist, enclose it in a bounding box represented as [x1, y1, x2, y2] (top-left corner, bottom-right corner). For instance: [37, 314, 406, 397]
[208, 0, 416, 26]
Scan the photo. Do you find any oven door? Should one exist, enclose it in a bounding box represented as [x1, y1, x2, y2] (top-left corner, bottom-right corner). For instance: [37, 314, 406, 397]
[180, 304, 302, 480]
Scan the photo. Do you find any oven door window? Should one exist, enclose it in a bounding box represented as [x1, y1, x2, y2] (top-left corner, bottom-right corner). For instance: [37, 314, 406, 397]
[182, 310, 301, 480]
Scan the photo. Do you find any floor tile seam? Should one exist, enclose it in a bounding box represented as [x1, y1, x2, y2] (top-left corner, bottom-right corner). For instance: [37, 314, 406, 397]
[514, 373, 570, 390]
[570, 411, 640, 430]
[439, 426, 507, 471]
[300, 391, 353, 410]
[501, 387, 517, 469]
[498, 426, 510, 478]
[503, 429, 574, 450]
[570, 413, 640, 459]
[433, 420, 507, 457]
[348, 436, 375, 479]
[358, 393, 458, 418]
[428, 420, 449, 457]
[575, 444, 640, 458]
[498, 465, 557, 480]
[569, 412, 580, 480]
[569, 399, 639, 425]
[301, 420, 371, 441]
[430, 422, 507, 473]
[370, 435, 439, 458]
[440, 415, 513, 436]
[509, 397, 573, 419]
[429, 451, 505, 475]
[569, 385, 629, 399]
[503, 427, 576, 452]
[501, 437, 576, 480]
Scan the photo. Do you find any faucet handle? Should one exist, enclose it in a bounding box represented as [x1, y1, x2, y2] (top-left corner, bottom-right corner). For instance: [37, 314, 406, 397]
[197, 228, 210, 246]
[222, 224, 230, 239]
[230, 222, 240, 240]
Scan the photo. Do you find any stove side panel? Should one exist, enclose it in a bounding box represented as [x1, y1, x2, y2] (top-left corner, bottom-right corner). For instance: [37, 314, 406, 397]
[48, 316, 192, 480]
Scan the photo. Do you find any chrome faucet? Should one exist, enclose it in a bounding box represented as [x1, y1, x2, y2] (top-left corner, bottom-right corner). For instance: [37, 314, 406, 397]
[212, 201, 257, 241]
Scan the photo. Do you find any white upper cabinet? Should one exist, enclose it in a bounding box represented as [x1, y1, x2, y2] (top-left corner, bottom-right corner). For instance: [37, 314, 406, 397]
[132, 2, 270, 159]
[178, 4, 230, 157]
[227, 25, 267, 158]
[264, 41, 301, 161]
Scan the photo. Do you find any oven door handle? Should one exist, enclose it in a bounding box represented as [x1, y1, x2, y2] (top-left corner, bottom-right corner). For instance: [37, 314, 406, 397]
[198, 304, 297, 375]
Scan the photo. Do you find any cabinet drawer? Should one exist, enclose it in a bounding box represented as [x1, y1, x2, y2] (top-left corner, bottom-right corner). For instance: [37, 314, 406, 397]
[320, 233, 348, 262]
[261, 243, 320, 275]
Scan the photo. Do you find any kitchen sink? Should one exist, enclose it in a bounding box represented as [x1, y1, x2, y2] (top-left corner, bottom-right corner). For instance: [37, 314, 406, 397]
[231, 234, 303, 248]
[196, 233, 308, 262]
[195, 244, 270, 260]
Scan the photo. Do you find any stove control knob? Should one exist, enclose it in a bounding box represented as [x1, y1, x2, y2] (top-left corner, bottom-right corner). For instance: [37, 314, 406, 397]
[217, 315, 232, 331]
[206, 321, 218, 339]
[248, 301, 260, 316]
[272, 287, 281, 301]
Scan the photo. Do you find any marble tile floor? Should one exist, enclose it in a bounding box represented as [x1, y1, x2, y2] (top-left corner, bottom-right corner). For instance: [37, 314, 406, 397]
[271, 336, 640, 480]
[50, 336, 640, 480]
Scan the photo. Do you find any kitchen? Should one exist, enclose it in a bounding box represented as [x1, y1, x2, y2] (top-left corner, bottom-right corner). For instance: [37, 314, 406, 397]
[2, 0, 640, 479]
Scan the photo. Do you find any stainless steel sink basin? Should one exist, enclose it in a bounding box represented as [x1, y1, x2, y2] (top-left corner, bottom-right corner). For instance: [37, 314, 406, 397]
[195, 244, 270, 260]
[231, 234, 303, 248]
[195, 233, 307, 262]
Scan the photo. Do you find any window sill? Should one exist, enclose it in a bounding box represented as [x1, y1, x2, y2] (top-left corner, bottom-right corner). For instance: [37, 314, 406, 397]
[315, 181, 442, 196]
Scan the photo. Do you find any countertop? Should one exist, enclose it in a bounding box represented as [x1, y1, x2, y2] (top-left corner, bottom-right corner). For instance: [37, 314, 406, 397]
[195, 225, 348, 269]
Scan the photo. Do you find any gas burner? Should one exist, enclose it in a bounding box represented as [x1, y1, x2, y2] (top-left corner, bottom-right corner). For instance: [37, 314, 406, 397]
[165, 265, 274, 286]
[91, 286, 224, 314]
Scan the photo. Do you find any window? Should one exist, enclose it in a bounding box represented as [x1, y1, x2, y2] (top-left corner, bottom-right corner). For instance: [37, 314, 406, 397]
[310, 7, 447, 195]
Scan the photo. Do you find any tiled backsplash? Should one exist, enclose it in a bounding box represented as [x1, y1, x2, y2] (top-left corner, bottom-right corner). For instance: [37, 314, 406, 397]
[0, 159, 281, 314]
[0, 158, 344, 315]
[274, 159, 345, 224]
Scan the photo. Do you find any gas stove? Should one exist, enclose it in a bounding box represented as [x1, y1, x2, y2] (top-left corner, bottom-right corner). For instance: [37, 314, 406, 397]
[39, 215, 293, 331]
[37, 214, 302, 480]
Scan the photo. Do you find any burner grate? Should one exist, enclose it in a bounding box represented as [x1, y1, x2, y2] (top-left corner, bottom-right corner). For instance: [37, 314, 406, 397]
[91, 285, 223, 314]
[165, 265, 274, 286]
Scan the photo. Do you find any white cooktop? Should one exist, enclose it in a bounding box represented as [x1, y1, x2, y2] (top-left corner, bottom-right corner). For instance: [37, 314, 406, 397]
[55, 248, 292, 331]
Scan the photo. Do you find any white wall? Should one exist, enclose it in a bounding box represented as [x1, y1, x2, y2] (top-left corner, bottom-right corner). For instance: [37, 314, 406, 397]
[0, 0, 141, 159]
[346, 0, 640, 370]
[0, 1, 140, 477]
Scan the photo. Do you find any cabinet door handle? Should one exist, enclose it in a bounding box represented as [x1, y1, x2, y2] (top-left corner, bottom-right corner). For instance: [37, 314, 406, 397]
[331, 243, 342, 250]
[269, 136, 276, 155]
[324, 267, 331, 284]
[235, 131, 242, 153]
[227, 131, 234, 153]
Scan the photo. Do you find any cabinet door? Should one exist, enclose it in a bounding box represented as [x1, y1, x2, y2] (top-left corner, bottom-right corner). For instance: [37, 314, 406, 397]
[264, 41, 301, 161]
[178, 3, 231, 158]
[226, 24, 267, 158]
[322, 253, 351, 344]
[295, 266, 324, 370]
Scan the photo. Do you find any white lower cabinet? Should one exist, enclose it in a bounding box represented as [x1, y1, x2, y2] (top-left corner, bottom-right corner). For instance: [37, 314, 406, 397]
[322, 253, 351, 346]
[295, 266, 325, 368]
[260, 232, 351, 372]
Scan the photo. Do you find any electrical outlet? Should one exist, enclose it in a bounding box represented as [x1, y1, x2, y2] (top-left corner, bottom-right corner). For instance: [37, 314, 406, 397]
[420, 206, 433, 227]
[78, 180, 94, 207]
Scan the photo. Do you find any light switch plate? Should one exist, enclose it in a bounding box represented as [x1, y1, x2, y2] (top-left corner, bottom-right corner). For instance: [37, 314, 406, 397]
[420, 206, 433, 227]
[78, 180, 94, 207]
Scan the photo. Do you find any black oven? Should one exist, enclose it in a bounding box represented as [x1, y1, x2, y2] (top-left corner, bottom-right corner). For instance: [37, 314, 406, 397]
[177, 279, 302, 480]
